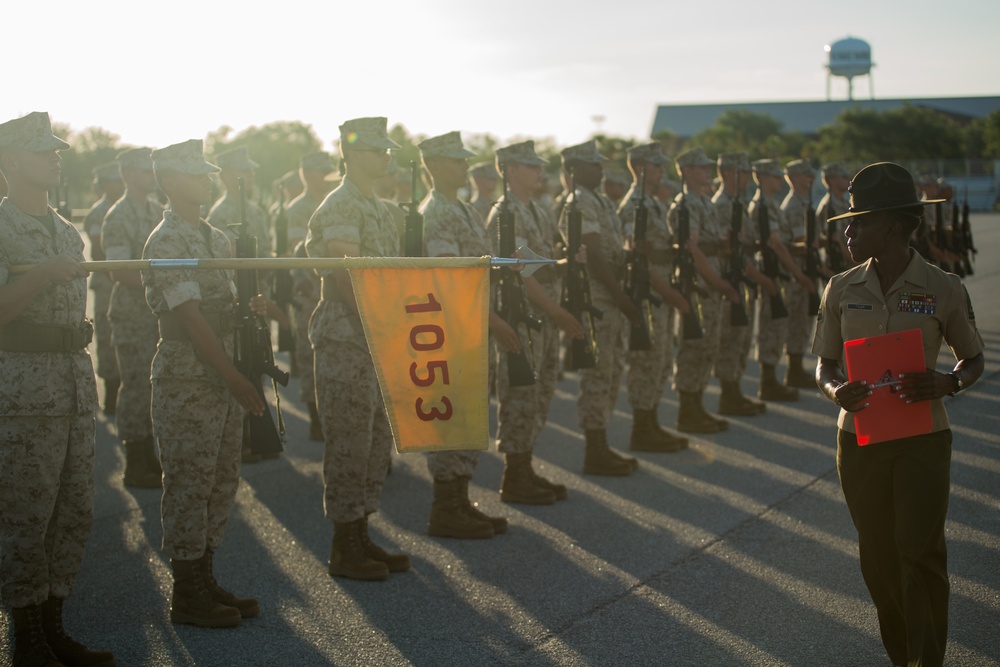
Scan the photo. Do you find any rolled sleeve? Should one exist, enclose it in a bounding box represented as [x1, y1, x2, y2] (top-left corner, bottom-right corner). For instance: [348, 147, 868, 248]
[944, 282, 984, 361]
[811, 279, 844, 359]
[162, 280, 202, 310]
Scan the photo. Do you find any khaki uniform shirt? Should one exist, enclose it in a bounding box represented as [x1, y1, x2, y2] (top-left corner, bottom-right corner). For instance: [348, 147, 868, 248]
[305, 176, 399, 348]
[102, 195, 163, 344]
[207, 193, 273, 257]
[812, 249, 983, 433]
[0, 200, 97, 416]
[559, 186, 624, 303]
[142, 210, 237, 384]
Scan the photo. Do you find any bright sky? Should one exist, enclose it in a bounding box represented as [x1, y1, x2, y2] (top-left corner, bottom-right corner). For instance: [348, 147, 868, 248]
[3, 0, 998, 151]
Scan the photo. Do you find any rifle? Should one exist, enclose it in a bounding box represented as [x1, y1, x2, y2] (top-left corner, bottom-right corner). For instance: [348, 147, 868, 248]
[933, 202, 952, 272]
[803, 194, 822, 315]
[495, 170, 541, 387]
[960, 186, 976, 275]
[623, 169, 661, 350]
[54, 178, 72, 221]
[726, 186, 751, 327]
[671, 194, 705, 340]
[560, 177, 602, 370]
[269, 188, 296, 352]
[400, 161, 424, 257]
[755, 194, 789, 319]
[825, 198, 846, 274]
[231, 178, 290, 457]
[950, 196, 966, 277]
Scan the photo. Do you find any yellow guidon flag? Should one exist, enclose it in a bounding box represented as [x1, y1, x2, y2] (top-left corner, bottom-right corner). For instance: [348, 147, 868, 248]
[349, 257, 490, 453]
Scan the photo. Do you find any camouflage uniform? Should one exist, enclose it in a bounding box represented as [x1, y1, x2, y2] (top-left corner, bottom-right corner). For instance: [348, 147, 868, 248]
[422, 189, 490, 479]
[712, 186, 755, 382]
[486, 192, 562, 453]
[668, 189, 725, 393]
[143, 210, 244, 560]
[618, 186, 674, 410]
[102, 194, 163, 442]
[560, 185, 627, 430]
[747, 189, 787, 366]
[83, 195, 119, 388]
[306, 176, 399, 523]
[779, 189, 815, 356]
[286, 193, 324, 404]
[0, 199, 97, 607]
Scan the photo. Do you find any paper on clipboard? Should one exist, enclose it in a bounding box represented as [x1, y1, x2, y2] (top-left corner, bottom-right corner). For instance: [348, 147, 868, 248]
[843, 328, 933, 446]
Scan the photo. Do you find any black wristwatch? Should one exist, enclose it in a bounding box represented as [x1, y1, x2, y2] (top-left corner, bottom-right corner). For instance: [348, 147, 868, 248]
[947, 372, 964, 396]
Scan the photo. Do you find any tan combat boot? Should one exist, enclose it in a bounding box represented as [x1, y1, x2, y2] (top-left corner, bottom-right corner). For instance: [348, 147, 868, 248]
[457, 476, 510, 531]
[583, 430, 635, 476]
[428, 478, 494, 539]
[329, 520, 390, 581]
[41, 597, 115, 667]
[122, 439, 161, 489]
[11, 604, 64, 667]
[501, 453, 557, 504]
[759, 363, 800, 402]
[630, 409, 685, 452]
[199, 549, 260, 618]
[169, 558, 241, 628]
[359, 516, 411, 572]
[784, 354, 817, 389]
[677, 392, 724, 433]
[719, 380, 766, 416]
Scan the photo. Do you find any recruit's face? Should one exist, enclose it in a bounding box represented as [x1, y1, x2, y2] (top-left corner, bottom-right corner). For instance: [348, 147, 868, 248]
[2, 147, 62, 190]
[166, 171, 214, 207]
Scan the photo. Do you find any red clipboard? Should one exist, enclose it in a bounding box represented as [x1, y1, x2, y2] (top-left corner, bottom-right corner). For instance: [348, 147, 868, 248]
[843, 328, 933, 445]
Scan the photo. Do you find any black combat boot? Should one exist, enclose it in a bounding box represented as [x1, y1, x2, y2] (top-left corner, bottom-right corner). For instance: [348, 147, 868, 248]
[718, 380, 765, 416]
[501, 453, 557, 504]
[329, 520, 390, 581]
[169, 558, 242, 628]
[630, 409, 685, 452]
[759, 364, 800, 402]
[122, 440, 161, 489]
[784, 354, 817, 389]
[583, 430, 635, 476]
[428, 478, 494, 539]
[697, 391, 729, 431]
[359, 516, 411, 572]
[199, 549, 260, 618]
[457, 476, 508, 533]
[41, 597, 115, 666]
[10, 604, 64, 667]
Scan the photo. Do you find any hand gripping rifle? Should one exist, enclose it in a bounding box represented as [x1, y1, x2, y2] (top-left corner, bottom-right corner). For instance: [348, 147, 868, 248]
[755, 196, 789, 319]
[726, 187, 751, 327]
[559, 180, 602, 370]
[495, 170, 541, 387]
[803, 195, 822, 315]
[622, 169, 661, 350]
[671, 194, 705, 340]
[269, 188, 296, 352]
[400, 161, 424, 257]
[231, 178, 290, 456]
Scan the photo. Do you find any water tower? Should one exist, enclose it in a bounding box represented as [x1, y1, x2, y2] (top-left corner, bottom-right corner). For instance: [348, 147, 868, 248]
[825, 37, 874, 100]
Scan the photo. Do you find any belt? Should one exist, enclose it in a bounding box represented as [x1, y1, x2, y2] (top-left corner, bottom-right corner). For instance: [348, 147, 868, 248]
[158, 310, 235, 341]
[0, 319, 94, 353]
